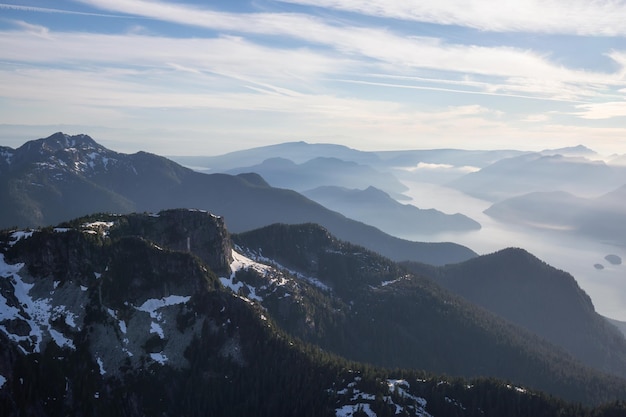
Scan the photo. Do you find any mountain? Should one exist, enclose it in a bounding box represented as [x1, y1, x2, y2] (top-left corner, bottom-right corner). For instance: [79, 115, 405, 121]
[449, 152, 621, 201]
[608, 318, 626, 338]
[230, 223, 626, 405]
[225, 156, 409, 199]
[303, 185, 480, 236]
[2, 209, 616, 416]
[374, 148, 526, 171]
[171, 145, 526, 186]
[0, 132, 475, 266]
[401, 248, 626, 380]
[483, 191, 590, 230]
[540, 144, 599, 158]
[170, 140, 382, 170]
[484, 185, 626, 246]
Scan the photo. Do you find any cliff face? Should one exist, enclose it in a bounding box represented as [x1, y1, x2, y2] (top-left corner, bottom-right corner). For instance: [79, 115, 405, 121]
[110, 209, 233, 276]
[0, 209, 239, 414]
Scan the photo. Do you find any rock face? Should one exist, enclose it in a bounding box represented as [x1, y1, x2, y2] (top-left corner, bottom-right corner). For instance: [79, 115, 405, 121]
[0, 209, 232, 364]
[0, 209, 242, 415]
[110, 209, 233, 276]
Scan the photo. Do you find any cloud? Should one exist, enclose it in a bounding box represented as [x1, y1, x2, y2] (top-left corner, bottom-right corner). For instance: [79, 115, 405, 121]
[2, 0, 626, 155]
[408, 162, 480, 173]
[278, 0, 626, 36]
[0, 30, 347, 82]
[0, 2, 135, 18]
[575, 101, 626, 119]
[9, 20, 51, 38]
[523, 114, 551, 123]
[67, 0, 626, 103]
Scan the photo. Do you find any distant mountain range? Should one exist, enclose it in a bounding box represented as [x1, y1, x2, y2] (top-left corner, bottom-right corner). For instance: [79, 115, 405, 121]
[2, 210, 626, 415]
[4, 134, 626, 415]
[171, 140, 382, 169]
[484, 186, 626, 246]
[449, 152, 624, 201]
[170, 142, 525, 173]
[303, 185, 480, 236]
[0, 132, 474, 265]
[224, 156, 410, 199]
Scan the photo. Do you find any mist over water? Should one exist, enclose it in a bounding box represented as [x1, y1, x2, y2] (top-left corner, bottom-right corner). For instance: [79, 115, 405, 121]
[401, 180, 626, 321]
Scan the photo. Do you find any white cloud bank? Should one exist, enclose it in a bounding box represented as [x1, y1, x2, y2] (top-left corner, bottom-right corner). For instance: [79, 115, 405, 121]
[279, 0, 626, 36]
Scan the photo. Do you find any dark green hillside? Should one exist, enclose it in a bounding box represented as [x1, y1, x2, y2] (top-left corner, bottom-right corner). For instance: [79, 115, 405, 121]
[233, 223, 626, 405]
[1, 210, 614, 416]
[402, 248, 626, 380]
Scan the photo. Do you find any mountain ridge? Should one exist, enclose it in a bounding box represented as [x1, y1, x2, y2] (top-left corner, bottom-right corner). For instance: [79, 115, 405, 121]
[401, 247, 626, 379]
[303, 185, 480, 236]
[0, 132, 475, 266]
[2, 210, 626, 412]
[4, 209, 622, 415]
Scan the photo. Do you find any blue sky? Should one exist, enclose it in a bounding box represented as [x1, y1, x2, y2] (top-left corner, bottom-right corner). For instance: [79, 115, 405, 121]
[1, 0, 626, 155]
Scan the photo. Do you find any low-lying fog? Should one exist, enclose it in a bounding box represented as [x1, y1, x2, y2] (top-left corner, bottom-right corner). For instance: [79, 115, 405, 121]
[401, 180, 626, 322]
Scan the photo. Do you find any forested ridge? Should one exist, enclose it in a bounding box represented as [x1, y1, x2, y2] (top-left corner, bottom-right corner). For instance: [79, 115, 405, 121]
[1, 211, 625, 416]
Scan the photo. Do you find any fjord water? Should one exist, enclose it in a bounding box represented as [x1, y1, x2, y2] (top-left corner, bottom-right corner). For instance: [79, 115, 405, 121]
[401, 180, 626, 321]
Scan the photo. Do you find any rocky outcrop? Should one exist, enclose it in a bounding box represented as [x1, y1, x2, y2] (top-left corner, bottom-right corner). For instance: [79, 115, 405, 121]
[111, 209, 232, 276]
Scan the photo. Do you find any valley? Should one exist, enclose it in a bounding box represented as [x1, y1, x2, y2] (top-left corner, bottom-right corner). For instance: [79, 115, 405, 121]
[399, 180, 626, 321]
[2, 133, 626, 416]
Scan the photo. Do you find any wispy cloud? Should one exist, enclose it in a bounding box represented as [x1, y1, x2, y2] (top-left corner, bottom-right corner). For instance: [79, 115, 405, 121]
[0, 29, 346, 81]
[0, 3, 136, 18]
[576, 102, 626, 119]
[278, 0, 626, 36]
[1, 0, 626, 155]
[68, 0, 626, 103]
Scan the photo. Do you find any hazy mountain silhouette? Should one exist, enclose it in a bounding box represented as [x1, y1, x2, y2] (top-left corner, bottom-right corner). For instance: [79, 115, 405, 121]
[449, 152, 621, 201]
[225, 156, 409, 198]
[303, 185, 480, 237]
[484, 185, 626, 245]
[0, 132, 475, 265]
[170, 140, 381, 170]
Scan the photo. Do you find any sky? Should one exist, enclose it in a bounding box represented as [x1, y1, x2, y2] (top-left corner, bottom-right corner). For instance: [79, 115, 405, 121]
[1, 0, 626, 155]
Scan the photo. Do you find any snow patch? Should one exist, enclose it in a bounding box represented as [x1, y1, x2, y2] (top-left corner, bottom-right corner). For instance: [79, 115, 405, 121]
[82, 221, 115, 238]
[230, 249, 272, 277]
[380, 275, 409, 287]
[150, 352, 168, 365]
[96, 357, 106, 375]
[0, 254, 78, 353]
[336, 404, 376, 417]
[135, 295, 191, 339]
[136, 295, 191, 317]
[150, 322, 165, 339]
[9, 230, 33, 246]
[49, 328, 75, 350]
[333, 375, 433, 417]
[241, 248, 330, 291]
[106, 307, 127, 334]
[219, 276, 263, 302]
